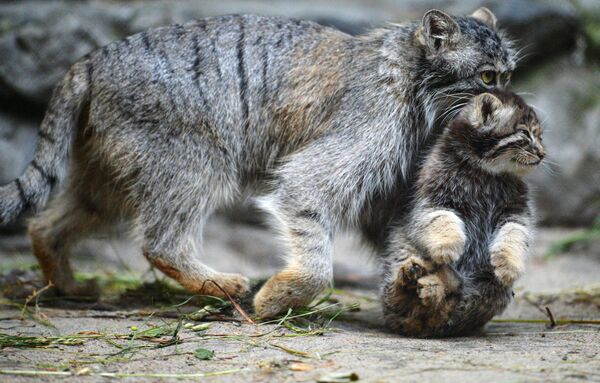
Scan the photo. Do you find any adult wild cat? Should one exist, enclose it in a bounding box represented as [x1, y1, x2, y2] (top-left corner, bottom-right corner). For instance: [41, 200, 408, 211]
[0, 8, 515, 317]
[381, 91, 544, 336]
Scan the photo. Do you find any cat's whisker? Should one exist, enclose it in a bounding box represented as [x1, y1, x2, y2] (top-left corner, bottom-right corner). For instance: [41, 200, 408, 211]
[437, 101, 468, 124]
[540, 162, 559, 177]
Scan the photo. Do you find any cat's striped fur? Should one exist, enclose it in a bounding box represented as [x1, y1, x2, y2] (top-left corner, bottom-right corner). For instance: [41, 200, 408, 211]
[0, 9, 515, 318]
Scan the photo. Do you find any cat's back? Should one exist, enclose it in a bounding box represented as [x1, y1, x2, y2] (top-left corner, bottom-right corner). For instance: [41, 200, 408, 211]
[84, 14, 358, 169]
[87, 14, 347, 108]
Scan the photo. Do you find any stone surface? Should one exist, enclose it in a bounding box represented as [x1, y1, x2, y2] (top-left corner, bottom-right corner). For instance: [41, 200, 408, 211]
[0, 112, 37, 186]
[0, 225, 599, 382]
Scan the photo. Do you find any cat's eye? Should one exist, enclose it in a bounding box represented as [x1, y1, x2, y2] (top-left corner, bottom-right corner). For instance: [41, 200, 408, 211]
[504, 72, 512, 83]
[481, 71, 496, 85]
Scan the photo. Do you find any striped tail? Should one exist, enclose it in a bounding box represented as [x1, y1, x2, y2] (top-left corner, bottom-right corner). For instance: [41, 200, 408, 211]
[0, 60, 90, 224]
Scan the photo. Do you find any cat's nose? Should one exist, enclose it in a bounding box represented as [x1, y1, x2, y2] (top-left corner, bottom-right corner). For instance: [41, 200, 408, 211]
[536, 150, 545, 160]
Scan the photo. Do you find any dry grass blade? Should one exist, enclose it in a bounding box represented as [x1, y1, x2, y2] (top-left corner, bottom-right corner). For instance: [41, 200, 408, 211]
[269, 343, 311, 358]
[204, 279, 255, 324]
[20, 281, 53, 322]
[545, 306, 557, 328]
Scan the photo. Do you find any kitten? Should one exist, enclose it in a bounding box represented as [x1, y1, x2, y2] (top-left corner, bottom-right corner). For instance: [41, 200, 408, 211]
[0, 9, 515, 318]
[381, 90, 544, 337]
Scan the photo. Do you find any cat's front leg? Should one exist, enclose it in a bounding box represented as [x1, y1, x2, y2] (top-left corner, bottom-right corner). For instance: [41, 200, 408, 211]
[490, 222, 531, 286]
[253, 194, 334, 318]
[411, 208, 466, 265]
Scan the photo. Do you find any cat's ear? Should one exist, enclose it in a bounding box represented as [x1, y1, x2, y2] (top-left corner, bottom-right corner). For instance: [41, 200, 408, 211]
[418, 9, 461, 54]
[471, 7, 497, 30]
[473, 93, 502, 125]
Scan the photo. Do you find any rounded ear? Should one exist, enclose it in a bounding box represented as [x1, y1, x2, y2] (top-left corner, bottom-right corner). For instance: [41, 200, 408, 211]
[471, 7, 497, 30]
[419, 9, 461, 54]
[473, 93, 502, 125]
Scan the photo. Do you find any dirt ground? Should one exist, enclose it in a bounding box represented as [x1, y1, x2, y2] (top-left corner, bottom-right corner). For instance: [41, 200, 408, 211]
[0, 221, 599, 382]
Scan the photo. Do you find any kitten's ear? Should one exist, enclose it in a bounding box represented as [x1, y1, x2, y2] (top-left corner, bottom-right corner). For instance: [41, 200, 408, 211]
[471, 7, 497, 30]
[419, 9, 461, 54]
[473, 93, 502, 125]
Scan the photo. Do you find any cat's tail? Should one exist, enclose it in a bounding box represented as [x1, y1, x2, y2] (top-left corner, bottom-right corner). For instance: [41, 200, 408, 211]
[0, 60, 91, 224]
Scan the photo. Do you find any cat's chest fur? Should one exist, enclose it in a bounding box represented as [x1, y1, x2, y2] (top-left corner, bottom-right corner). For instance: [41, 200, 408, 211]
[422, 159, 529, 251]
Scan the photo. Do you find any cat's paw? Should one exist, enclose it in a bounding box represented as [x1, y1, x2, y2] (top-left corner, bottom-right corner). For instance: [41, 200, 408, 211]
[421, 211, 466, 265]
[201, 273, 250, 298]
[253, 269, 325, 318]
[491, 250, 524, 286]
[429, 239, 465, 265]
[416, 274, 447, 307]
[395, 255, 433, 287]
[490, 223, 528, 286]
[57, 279, 101, 300]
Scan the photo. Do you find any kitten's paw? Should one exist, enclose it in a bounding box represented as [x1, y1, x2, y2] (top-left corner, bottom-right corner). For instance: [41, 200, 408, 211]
[396, 256, 432, 287]
[416, 274, 446, 307]
[490, 223, 528, 286]
[491, 250, 524, 286]
[421, 210, 466, 265]
[253, 269, 324, 318]
[429, 240, 465, 265]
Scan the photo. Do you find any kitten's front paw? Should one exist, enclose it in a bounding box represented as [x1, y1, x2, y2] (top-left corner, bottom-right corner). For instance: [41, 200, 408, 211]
[253, 269, 325, 318]
[429, 239, 465, 265]
[491, 250, 524, 286]
[421, 211, 466, 265]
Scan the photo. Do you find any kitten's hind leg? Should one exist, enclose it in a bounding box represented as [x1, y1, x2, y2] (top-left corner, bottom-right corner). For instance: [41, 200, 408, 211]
[395, 255, 432, 288]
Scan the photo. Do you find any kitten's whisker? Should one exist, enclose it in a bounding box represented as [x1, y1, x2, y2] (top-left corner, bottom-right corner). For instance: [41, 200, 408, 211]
[516, 91, 537, 98]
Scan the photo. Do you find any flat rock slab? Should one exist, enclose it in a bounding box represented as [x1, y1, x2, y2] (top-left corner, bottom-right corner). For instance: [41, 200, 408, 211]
[1, 226, 599, 381]
[1, 306, 599, 382]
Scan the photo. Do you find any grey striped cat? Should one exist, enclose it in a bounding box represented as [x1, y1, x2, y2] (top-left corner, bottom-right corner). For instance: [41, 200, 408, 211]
[0, 9, 516, 318]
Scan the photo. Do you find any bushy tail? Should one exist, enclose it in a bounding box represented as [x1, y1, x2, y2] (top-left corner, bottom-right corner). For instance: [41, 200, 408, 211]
[0, 60, 90, 224]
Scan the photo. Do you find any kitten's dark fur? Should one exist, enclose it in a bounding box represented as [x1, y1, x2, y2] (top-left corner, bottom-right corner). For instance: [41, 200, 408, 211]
[381, 90, 544, 337]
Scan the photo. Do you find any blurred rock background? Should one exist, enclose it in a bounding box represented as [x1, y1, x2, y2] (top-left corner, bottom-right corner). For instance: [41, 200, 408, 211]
[0, 0, 598, 232]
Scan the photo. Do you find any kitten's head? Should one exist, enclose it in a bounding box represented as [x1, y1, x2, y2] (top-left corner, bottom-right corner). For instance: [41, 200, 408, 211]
[412, 8, 516, 122]
[449, 90, 545, 176]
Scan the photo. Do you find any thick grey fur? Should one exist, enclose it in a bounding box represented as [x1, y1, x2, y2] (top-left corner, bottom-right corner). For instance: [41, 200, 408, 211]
[0, 10, 516, 318]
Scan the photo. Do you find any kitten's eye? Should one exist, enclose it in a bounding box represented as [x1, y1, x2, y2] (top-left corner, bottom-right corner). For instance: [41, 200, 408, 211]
[481, 71, 496, 85]
[505, 72, 512, 83]
[517, 127, 530, 139]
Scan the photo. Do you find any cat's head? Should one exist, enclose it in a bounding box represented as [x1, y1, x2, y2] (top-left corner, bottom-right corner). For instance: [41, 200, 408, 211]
[449, 90, 545, 176]
[409, 8, 516, 123]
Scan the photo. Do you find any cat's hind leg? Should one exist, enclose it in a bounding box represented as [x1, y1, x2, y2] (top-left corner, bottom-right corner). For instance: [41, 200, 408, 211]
[137, 183, 249, 299]
[142, 233, 249, 299]
[28, 194, 107, 298]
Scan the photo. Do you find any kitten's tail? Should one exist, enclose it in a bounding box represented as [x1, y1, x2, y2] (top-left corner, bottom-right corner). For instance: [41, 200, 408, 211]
[0, 60, 90, 224]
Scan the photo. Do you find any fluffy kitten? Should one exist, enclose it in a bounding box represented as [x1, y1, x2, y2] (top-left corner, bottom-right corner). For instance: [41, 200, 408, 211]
[381, 90, 544, 337]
